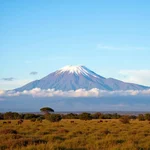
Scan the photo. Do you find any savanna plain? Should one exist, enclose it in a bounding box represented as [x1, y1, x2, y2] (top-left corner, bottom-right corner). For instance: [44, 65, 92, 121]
[0, 113, 150, 150]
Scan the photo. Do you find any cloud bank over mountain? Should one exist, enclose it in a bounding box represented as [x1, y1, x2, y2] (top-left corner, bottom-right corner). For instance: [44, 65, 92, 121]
[1, 88, 150, 98]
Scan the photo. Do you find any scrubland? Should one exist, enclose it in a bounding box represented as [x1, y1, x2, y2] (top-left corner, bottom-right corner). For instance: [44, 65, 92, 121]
[0, 119, 150, 150]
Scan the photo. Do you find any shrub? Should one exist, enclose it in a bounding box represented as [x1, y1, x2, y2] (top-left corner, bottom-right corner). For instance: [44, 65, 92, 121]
[144, 113, 150, 121]
[101, 114, 112, 119]
[79, 112, 92, 120]
[47, 114, 62, 122]
[36, 116, 43, 122]
[92, 112, 102, 119]
[24, 113, 37, 119]
[119, 115, 130, 124]
[138, 114, 145, 121]
[111, 113, 121, 119]
[0, 113, 4, 120]
[63, 113, 79, 119]
[3, 112, 20, 120]
[130, 115, 137, 120]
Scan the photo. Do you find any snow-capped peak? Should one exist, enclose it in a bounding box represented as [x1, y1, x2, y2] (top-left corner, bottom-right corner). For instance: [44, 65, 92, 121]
[56, 65, 100, 78]
[59, 65, 85, 74]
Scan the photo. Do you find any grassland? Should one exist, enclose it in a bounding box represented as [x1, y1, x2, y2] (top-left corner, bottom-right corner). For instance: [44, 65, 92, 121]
[0, 119, 150, 150]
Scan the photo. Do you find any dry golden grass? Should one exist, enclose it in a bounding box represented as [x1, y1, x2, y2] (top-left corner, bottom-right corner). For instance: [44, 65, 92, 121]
[0, 119, 150, 150]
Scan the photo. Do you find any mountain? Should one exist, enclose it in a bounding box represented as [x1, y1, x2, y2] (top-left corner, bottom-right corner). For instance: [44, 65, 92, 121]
[15, 65, 150, 91]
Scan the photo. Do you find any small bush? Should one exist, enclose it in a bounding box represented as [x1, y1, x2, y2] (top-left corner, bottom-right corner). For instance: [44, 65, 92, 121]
[3, 112, 21, 120]
[129, 115, 137, 120]
[47, 114, 62, 122]
[92, 112, 102, 119]
[36, 117, 43, 122]
[79, 112, 92, 120]
[119, 115, 130, 124]
[0, 113, 4, 120]
[144, 113, 150, 121]
[24, 113, 37, 119]
[138, 114, 145, 121]
[63, 113, 79, 119]
[37, 116, 44, 120]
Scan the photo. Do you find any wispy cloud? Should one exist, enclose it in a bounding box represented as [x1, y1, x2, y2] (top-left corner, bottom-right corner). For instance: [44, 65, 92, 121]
[30, 71, 38, 75]
[1, 88, 150, 98]
[97, 44, 148, 51]
[119, 70, 150, 86]
[97, 44, 120, 50]
[2, 77, 15, 81]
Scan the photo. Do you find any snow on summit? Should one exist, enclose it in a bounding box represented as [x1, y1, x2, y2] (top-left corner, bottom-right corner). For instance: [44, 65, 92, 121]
[59, 65, 84, 74]
[57, 65, 99, 78]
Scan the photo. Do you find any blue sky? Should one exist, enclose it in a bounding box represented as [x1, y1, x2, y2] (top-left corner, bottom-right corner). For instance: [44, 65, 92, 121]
[1, 0, 150, 90]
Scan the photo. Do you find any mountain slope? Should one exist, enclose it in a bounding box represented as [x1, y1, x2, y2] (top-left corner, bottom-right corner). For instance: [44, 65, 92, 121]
[15, 65, 150, 91]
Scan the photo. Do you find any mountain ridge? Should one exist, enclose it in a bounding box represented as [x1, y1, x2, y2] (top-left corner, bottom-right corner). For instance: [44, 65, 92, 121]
[15, 65, 150, 91]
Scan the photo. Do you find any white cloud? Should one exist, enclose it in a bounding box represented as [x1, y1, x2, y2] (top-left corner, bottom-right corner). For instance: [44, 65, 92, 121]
[1, 88, 150, 98]
[97, 44, 148, 51]
[97, 44, 120, 50]
[119, 70, 150, 86]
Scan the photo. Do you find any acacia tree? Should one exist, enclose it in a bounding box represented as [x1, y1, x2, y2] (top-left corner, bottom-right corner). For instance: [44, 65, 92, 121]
[40, 107, 54, 115]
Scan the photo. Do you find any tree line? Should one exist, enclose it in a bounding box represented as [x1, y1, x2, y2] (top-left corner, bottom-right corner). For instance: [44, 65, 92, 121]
[1, 111, 150, 122]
